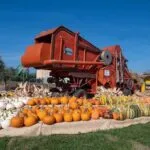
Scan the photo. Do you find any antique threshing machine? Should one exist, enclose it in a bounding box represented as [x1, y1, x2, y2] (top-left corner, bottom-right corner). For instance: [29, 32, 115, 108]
[21, 26, 134, 96]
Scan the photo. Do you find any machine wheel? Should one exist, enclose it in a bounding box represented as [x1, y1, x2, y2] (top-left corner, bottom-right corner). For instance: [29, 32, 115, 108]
[123, 88, 132, 96]
[101, 50, 112, 65]
[73, 89, 87, 98]
[126, 79, 134, 90]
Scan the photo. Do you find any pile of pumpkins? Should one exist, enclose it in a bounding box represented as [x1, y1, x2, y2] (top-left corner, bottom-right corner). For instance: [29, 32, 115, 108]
[10, 96, 110, 128]
[0, 97, 29, 129]
[9, 96, 150, 128]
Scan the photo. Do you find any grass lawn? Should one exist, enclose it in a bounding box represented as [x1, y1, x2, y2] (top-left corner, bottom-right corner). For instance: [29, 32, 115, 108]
[0, 123, 150, 150]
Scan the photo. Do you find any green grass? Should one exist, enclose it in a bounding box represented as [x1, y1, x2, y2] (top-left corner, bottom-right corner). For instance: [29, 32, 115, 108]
[0, 123, 150, 150]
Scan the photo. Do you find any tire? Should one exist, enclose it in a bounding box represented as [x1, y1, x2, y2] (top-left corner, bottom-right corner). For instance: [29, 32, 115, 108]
[101, 50, 112, 65]
[123, 88, 132, 96]
[73, 89, 87, 98]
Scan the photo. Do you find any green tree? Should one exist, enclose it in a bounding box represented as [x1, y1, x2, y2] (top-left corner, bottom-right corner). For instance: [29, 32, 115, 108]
[0, 56, 5, 81]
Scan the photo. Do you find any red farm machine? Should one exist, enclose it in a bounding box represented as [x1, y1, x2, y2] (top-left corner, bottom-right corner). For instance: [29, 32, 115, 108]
[21, 26, 134, 97]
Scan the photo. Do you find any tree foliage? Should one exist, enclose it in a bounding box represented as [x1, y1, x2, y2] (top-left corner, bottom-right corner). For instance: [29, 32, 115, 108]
[0, 56, 36, 82]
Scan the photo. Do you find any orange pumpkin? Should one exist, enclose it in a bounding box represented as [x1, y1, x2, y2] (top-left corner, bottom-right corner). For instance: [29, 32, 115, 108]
[69, 96, 77, 104]
[83, 99, 88, 105]
[28, 111, 39, 121]
[91, 109, 99, 120]
[60, 96, 69, 104]
[10, 116, 24, 128]
[54, 113, 64, 123]
[69, 102, 79, 110]
[45, 98, 51, 104]
[37, 110, 47, 120]
[32, 106, 40, 113]
[22, 108, 29, 115]
[27, 99, 36, 106]
[51, 98, 59, 105]
[76, 98, 83, 106]
[64, 112, 73, 122]
[24, 116, 37, 127]
[43, 115, 56, 125]
[95, 100, 101, 105]
[112, 112, 120, 120]
[18, 112, 25, 117]
[72, 111, 81, 121]
[34, 98, 39, 105]
[40, 99, 47, 105]
[73, 109, 81, 114]
[45, 106, 51, 112]
[81, 109, 91, 121]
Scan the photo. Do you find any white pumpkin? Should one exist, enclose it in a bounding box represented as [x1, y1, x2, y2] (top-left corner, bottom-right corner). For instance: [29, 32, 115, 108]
[6, 103, 15, 110]
[1, 119, 10, 129]
[13, 101, 24, 108]
[0, 102, 6, 110]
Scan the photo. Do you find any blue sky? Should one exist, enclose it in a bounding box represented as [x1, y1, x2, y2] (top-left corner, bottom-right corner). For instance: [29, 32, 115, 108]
[0, 0, 150, 73]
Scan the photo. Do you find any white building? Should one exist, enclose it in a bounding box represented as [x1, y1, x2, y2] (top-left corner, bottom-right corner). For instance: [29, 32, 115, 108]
[36, 69, 51, 79]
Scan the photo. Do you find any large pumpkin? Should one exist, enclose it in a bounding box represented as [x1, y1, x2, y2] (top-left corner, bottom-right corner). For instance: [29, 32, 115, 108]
[45, 98, 51, 104]
[69, 102, 79, 110]
[72, 111, 81, 121]
[76, 98, 83, 106]
[81, 110, 91, 121]
[54, 113, 64, 123]
[64, 112, 73, 122]
[60, 96, 69, 104]
[112, 112, 120, 120]
[24, 116, 37, 127]
[32, 106, 40, 113]
[69, 96, 77, 104]
[91, 109, 99, 120]
[10, 116, 24, 128]
[22, 108, 29, 115]
[51, 98, 59, 105]
[27, 99, 36, 106]
[43, 115, 55, 125]
[37, 110, 47, 120]
[34, 98, 39, 105]
[40, 99, 47, 105]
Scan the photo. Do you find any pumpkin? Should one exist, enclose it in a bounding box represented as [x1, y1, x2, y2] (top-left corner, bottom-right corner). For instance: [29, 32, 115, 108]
[37, 110, 47, 120]
[81, 109, 91, 121]
[69, 96, 77, 104]
[89, 99, 96, 105]
[91, 109, 99, 120]
[34, 98, 39, 105]
[51, 98, 59, 105]
[54, 113, 64, 123]
[64, 112, 73, 122]
[119, 112, 125, 120]
[18, 112, 25, 118]
[95, 100, 101, 105]
[69, 102, 79, 110]
[22, 108, 29, 115]
[43, 115, 55, 125]
[28, 112, 39, 121]
[72, 111, 81, 121]
[112, 112, 120, 120]
[45, 106, 51, 112]
[24, 116, 37, 127]
[103, 111, 112, 119]
[32, 106, 40, 113]
[40, 99, 47, 105]
[27, 99, 36, 106]
[45, 98, 51, 104]
[60, 96, 69, 104]
[10, 116, 24, 128]
[76, 98, 83, 106]
[126, 108, 136, 119]
[83, 99, 88, 105]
